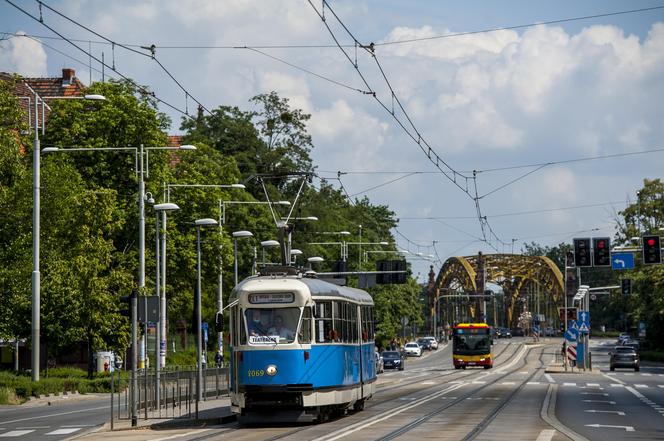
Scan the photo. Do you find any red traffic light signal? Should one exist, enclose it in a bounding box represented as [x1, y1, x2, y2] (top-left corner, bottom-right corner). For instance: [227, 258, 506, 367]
[642, 235, 661, 265]
[593, 237, 610, 266]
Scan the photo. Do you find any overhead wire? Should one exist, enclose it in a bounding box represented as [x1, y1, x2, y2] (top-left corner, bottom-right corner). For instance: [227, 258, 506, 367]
[4, 0, 195, 119]
[36, 0, 211, 115]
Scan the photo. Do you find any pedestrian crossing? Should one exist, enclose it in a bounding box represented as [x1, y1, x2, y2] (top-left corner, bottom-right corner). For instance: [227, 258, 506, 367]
[0, 426, 87, 437]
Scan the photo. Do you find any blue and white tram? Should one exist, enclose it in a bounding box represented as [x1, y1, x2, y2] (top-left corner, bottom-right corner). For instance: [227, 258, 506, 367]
[228, 267, 376, 422]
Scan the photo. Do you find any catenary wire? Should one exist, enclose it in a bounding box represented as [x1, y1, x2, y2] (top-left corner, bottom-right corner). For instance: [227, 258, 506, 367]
[4, 0, 195, 120]
[36, 0, 211, 115]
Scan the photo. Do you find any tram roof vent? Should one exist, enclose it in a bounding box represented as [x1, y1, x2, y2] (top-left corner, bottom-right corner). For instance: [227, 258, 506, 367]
[259, 265, 299, 277]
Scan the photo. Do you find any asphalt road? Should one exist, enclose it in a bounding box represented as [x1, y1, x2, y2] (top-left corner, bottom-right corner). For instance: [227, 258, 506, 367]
[2, 338, 662, 441]
[0, 394, 110, 440]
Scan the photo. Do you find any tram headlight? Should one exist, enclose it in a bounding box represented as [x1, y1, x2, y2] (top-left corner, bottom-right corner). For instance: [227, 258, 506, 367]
[266, 364, 278, 376]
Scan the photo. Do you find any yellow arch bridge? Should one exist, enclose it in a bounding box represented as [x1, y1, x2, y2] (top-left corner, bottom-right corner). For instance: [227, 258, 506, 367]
[427, 253, 564, 331]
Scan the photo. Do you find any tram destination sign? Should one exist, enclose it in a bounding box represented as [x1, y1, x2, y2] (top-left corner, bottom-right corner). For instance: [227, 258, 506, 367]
[248, 293, 295, 304]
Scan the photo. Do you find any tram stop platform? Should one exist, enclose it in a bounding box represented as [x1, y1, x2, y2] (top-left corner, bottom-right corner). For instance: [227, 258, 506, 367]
[545, 362, 600, 374]
[76, 397, 236, 440]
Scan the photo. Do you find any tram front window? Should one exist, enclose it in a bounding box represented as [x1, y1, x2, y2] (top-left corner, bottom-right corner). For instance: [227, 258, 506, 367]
[244, 308, 300, 344]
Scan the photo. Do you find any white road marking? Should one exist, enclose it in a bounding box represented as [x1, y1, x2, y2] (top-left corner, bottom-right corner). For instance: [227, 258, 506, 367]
[635, 384, 649, 388]
[658, 385, 664, 389]
[0, 406, 108, 426]
[501, 382, 515, 385]
[527, 381, 541, 385]
[610, 383, 624, 387]
[420, 381, 436, 385]
[641, 373, 651, 376]
[585, 424, 634, 432]
[535, 429, 556, 441]
[471, 381, 487, 384]
[586, 383, 600, 387]
[519, 371, 529, 374]
[0, 430, 35, 437]
[544, 374, 555, 383]
[151, 430, 212, 441]
[582, 400, 616, 404]
[563, 382, 576, 387]
[581, 392, 608, 396]
[398, 397, 417, 401]
[624, 373, 634, 376]
[45, 428, 81, 435]
[584, 410, 625, 415]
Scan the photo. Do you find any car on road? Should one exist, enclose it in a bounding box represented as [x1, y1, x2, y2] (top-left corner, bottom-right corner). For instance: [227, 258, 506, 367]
[374, 350, 384, 374]
[617, 333, 631, 345]
[622, 339, 640, 352]
[382, 350, 405, 370]
[422, 336, 439, 350]
[497, 328, 512, 338]
[417, 338, 432, 351]
[403, 341, 422, 357]
[543, 326, 555, 337]
[610, 346, 640, 371]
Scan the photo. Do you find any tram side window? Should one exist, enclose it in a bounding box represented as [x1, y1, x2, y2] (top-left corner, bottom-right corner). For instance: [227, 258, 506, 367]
[300, 307, 312, 343]
[350, 304, 358, 342]
[340, 301, 348, 343]
[360, 306, 374, 342]
[332, 301, 342, 342]
[316, 301, 334, 343]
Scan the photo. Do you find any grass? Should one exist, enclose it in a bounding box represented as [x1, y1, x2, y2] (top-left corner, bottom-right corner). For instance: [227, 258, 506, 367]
[0, 368, 129, 404]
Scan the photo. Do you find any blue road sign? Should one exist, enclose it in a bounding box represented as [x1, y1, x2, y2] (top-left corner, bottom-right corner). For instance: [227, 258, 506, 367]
[577, 341, 585, 364]
[577, 310, 590, 333]
[202, 322, 209, 344]
[611, 252, 635, 270]
[565, 320, 578, 342]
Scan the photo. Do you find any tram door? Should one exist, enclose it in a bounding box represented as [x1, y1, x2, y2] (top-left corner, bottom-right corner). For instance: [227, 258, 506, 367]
[230, 305, 241, 393]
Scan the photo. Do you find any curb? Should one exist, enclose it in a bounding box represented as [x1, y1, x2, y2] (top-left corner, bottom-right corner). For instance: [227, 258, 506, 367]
[540, 384, 589, 441]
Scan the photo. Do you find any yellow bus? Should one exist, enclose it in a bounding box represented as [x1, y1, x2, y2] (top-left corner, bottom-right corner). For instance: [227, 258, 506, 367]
[452, 323, 492, 369]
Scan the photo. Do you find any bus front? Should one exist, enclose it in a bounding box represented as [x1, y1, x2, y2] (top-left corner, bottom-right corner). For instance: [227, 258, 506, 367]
[452, 323, 492, 369]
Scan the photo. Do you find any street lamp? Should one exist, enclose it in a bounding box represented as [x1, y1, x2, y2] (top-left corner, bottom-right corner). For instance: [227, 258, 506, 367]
[290, 249, 303, 265]
[28, 92, 106, 383]
[153, 202, 179, 410]
[194, 217, 217, 418]
[162, 182, 246, 366]
[232, 231, 254, 285]
[260, 240, 280, 267]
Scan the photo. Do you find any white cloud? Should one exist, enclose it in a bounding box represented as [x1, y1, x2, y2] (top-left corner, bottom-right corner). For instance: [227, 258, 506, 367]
[0, 33, 47, 76]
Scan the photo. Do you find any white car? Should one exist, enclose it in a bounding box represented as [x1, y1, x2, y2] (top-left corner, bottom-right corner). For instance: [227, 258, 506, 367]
[404, 342, 422, 357]
[423, 336, 438, 350]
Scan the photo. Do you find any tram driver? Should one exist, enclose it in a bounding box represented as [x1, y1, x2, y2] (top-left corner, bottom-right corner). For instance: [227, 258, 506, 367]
[268, 315, 295, 340]
[248, 309, 270, 336]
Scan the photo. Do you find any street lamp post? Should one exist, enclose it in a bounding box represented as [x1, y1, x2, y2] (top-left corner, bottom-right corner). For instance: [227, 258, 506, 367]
[45, 144, 195, 425]
[233, 231, 254, 285]
[194, 218, 218, 418]
[163, 183, 246, 368]
[153, 203, 179, 414]
[29, 93, 106, 382]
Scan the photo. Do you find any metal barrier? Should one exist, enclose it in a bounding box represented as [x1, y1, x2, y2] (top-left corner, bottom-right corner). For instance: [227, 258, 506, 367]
[110, 366, 228, 425]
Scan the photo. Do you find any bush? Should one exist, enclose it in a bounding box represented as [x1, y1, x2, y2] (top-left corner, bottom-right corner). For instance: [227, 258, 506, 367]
[0, 387, 21, 405]
[45, 367, 87, 378]
[640, 350, 664, 363]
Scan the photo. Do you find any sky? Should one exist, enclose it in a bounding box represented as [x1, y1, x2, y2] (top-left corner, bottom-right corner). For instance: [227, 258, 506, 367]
[1, 0, 663, 282]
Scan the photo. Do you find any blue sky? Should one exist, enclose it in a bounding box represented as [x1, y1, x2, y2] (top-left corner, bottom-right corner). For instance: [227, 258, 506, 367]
[2, 1, 664, 282]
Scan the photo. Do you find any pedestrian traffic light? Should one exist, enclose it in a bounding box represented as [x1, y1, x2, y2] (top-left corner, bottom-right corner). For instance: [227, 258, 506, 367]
[592, 237, 611, 266]
[214, 312, 223, 333]
[119, 289, 138, 318]
[573, 238, 592, 267]
[621, 279, 631, 296]
[642, 235, 661, 264]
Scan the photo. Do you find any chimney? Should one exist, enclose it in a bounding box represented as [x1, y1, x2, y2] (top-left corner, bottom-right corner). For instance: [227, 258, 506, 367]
[62, 68, 75, 86]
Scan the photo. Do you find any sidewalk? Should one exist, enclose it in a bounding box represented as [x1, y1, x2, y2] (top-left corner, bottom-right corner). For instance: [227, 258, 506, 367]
[75, 396, 236, 440]
[544, 362, 601, 374]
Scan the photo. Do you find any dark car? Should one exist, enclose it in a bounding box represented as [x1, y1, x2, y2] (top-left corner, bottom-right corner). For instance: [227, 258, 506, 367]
[497, 328, 512, 338]
[610, 346, 640, 371]
[382, 351, 405, 371]
[417, 338, 432, 351]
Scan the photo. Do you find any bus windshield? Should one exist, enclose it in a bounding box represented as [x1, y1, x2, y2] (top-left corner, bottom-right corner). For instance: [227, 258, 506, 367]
[244, 307, 300, 344]
[453, 329, 490, 355]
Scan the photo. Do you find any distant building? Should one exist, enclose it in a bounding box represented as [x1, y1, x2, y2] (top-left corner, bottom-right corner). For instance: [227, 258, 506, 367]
[0, 68, 86, 131]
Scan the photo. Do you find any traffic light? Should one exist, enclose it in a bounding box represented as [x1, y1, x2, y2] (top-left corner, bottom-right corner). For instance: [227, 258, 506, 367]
[573, 238, 592, 267]
[642, 235, 662, 264]
[592, 237, 611, 266]
[214, 312, 223, 333]
[621, 279, 631, 296]
[119, 289, 138, 318]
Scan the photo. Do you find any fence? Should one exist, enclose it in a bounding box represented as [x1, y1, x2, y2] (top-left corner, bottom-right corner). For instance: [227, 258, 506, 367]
[110, 366, 228, 426]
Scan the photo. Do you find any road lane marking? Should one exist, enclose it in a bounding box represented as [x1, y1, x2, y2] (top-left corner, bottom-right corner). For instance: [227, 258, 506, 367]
[641, 373, 651, 376]
[584, 410, 625, 415]
[635, 384, 649, 388]
[45, 428, 81, 435]
[563, 382, 576, 387]
[582, 400, 615, 404]
[544, 374, 555, 383]
[535, 429, 556, 441]
[471, 381, 486, 384]
[610, 384, 624, 387]
[624, 373, 634, 376]
[420, 381, 436, 385]
[581, 392, 608, 396]
[527, 381, 541, 385]
[151, 430, 211, 441]
[586, 383, 600, 387]
[0, 430, 35, 437]
[501, 382, 515, 385]
[585, 424, 634, 431]
[659, 385, 664, 389]
[601, 371, 626, 385]
[0, 405, 108, 425]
